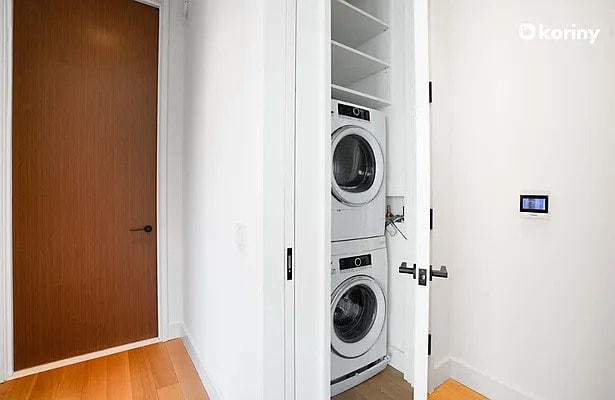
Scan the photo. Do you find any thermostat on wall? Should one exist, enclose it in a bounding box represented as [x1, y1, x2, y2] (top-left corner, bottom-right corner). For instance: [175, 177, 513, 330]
[520, 194, 549, 219]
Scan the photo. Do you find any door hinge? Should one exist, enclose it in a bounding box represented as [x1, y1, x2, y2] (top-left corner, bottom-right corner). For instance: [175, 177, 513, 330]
[430, 208, 433, 230]
[428, 334, 432, 356]
[429, 81, 433, 104]
[286, 248, 293, 281]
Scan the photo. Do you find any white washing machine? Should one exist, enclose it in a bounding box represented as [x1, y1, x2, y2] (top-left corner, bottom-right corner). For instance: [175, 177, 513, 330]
[331, 100, 386, 242]
[331, 236, 389, 396]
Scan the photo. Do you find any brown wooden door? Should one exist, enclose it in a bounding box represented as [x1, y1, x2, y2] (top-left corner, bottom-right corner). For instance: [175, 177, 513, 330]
[12, 0, 159, 371]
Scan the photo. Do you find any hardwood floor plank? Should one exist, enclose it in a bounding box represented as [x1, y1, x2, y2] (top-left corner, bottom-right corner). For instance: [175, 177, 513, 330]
[431, 385, 469, 400]
[333, 368, 408, 400]
[379, 374, 414, 398]
[1, 346, 491, 400]
[166, 339, 209, 400]
[128, 347, 158, 400]
[353, 373, 396, 400]
[143, 342, 179, 389]
[334, 367, 488, 400]
[0, 341, 210, 400]
[333, 389, 370, 400]
[0, 374, 37, 400]
[441, 380, 487, 400]
[380, 367, 403, 380]
[158, 383, 185, 400]
[82, 357, 108, 400]
[429, 379, 487, 400]
[28, 367, 63, 400]
[106, 351, 133, 400]
[54, 362, 87, 399]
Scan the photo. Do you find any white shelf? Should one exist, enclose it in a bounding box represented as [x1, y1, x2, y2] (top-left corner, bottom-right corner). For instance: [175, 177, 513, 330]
[331, 0, 389, 48]
[331, 40, 389, 87]
[331, 84, 391, 110]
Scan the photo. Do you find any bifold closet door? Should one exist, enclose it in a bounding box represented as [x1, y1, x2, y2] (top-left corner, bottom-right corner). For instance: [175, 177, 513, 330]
[12, 0, 159, 370]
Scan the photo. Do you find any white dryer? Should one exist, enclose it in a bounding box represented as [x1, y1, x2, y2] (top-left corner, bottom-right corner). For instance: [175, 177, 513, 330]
[331, 100, 386, 242]
[331, 236, 389, 396]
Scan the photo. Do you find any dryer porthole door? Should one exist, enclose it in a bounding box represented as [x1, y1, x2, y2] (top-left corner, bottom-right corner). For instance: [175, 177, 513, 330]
[331, 126, 385, 206]
[331, 275, 386, 359]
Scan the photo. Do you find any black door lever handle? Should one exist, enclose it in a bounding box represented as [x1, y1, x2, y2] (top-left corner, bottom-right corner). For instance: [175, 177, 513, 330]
[399, 262, 417, 279]
[130, 225, 153, 233]
[430, 265, 448, 280]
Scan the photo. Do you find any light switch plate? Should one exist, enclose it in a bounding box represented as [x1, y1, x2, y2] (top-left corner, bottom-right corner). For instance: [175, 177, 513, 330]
[236, 223, 247, 255]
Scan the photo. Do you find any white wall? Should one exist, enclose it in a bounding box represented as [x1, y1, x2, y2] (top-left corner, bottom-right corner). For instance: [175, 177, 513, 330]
[431, 1, 615, 399]
[181, 0, 276, 399]
[385, 223, 410, 371]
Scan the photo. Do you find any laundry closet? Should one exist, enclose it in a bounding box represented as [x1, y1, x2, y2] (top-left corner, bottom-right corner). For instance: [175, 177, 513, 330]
[328, 0, 419, 397]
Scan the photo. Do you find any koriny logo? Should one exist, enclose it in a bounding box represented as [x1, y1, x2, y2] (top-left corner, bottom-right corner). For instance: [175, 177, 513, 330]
[519, 23, 601, 45]
[519, 23, 537, 40]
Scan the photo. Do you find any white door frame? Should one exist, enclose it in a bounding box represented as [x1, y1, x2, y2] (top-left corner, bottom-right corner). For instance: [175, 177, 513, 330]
[293, 0, 332, 399]
[261, 0, 298, 398]
[283, 0, 297, 398]
[0, 0, 172, 381]
[291, 0, 431, 398]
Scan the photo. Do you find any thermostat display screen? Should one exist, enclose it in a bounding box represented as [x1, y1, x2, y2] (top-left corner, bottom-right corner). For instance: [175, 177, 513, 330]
[520, 195, 549, 214]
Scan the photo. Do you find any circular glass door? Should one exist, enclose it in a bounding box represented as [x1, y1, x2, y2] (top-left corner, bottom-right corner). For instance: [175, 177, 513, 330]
[331, 126, 384, 206]
[331, 276, 386, 359]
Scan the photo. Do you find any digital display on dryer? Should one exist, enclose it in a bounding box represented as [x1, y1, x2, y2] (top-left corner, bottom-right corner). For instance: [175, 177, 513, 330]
[339, 254, 372, 270]
[338, 103, 371, 121]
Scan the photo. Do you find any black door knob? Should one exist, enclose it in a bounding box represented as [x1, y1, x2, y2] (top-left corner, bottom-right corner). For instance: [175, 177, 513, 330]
[399, 262, 417, 279]
[430, 265, 449, 280]
[130, 225, 153, 233]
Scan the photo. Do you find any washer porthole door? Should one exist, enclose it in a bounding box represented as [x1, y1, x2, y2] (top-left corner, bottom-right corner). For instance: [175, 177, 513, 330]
[331, 276, 386, 359]
[331, 126, 385, 206]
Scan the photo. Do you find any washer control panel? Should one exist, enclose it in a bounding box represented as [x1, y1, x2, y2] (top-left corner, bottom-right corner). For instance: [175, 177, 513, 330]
[339, 254, 372, 270]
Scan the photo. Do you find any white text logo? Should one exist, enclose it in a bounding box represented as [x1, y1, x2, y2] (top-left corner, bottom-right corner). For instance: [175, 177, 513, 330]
[519, 23, 600, 45]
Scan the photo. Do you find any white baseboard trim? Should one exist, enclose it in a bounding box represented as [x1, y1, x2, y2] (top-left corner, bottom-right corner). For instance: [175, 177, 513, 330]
[168, 322, 185, 339]
[9, 337, 160, 380]
[449, 358, 539, 400]
[181, 325, 223, 400]
[387, 344, 405, 372]
[431, 358, 451, 391]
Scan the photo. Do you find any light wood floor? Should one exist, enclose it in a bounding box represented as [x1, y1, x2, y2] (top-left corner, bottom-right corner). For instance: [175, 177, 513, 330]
[430, 380, 487, 400]
[333, 367, 414, 400]
[333, 366, 487, 400]
[0, 343, 486, 400]
[0, 339, 210, 400]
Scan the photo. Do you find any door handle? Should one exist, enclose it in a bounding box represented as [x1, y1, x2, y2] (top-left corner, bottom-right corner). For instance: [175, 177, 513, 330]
[430, 265, 448, 280]
[399, 262, 417, 279]
[130, 225, 153, 233]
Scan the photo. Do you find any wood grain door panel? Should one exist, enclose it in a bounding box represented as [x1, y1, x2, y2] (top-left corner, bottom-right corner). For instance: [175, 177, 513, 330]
[12, 0, 159, 370]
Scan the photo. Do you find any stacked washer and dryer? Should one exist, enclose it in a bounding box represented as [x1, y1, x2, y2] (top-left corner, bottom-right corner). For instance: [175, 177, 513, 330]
[330, 100, 390, 396]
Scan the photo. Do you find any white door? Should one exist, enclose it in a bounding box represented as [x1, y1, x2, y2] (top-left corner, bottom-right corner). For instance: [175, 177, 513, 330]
[403, 0, 433, 399]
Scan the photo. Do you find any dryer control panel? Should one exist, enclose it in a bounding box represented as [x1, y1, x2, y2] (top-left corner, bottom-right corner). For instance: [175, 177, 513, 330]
[338, 103, 371, 121]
